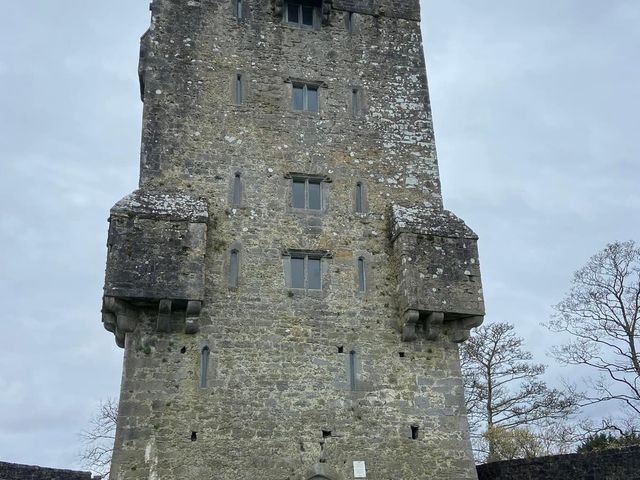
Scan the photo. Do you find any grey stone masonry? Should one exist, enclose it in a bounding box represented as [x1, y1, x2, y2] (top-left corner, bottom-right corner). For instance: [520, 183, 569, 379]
[102, 0, 484, 479]
[0, 461, 92, 480]
[476, 446, 640, 480]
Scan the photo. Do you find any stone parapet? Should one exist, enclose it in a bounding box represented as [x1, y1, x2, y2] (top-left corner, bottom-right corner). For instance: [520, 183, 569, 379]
[0, 461, 93, 480]
[476, 446, 640, 480]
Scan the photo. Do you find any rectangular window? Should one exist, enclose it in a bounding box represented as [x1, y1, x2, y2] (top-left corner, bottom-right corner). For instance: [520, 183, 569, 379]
[290, 255, 322, 290]
[285, 1, 318, 28]
[292, 83, 319, 112]
[291, 257, 305, 288]
[292, 177, 322, 210]
[308, 258, 321, 289]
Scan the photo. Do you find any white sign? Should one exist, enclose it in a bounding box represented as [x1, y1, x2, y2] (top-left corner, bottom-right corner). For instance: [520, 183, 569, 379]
[353, 461, 366, 478]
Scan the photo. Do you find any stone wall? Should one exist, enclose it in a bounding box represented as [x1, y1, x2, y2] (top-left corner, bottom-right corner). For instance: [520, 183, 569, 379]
[104, 1, 482, 479]
[0, 461, 92, 480]
[476, 446, 640, 480]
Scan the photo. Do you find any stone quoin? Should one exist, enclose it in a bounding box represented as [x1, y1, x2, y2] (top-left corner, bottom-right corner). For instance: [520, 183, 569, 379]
[101, 1, 486, 478]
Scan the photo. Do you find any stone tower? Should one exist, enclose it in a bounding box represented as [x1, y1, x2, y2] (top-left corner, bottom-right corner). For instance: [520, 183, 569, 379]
[101, 1, 485, 479]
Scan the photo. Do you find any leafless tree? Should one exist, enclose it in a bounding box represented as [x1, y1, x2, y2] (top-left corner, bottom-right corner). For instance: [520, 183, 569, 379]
[547, 240, 640, 430]
[461, 322, 577, 462]
[79, 398, 118, 479]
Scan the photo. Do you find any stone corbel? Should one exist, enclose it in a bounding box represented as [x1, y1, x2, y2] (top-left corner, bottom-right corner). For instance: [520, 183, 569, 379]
[157, 299, 172, 333]
[400, 310, 447, 342]
[424, 312, 444, 340]
[102, 296, 138, 348]
[185, 300, 201, 334]
[448, 316, 484, 343]
[401, 309, 420, 342]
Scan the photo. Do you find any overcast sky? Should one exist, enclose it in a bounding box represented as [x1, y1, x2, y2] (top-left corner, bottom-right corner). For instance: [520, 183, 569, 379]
[1, 0, 638, 471]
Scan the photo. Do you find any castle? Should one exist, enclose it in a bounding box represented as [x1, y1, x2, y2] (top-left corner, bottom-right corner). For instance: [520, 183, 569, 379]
[101, 1, 485, 478]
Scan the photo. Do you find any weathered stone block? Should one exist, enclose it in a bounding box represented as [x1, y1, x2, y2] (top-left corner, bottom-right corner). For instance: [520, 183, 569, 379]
[391, 205, 485, 342]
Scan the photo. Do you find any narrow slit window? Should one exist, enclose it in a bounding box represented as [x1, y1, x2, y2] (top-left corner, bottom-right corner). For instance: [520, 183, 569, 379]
[355, 182, 364, 213]
[357, 257, 366, 292]
[348, 350, 357, 391]
[352, 88, 360, 117]
[232, 173, 242, 206]
[234, 0, 243, 18]
[235, 73, 243, 104]
[411, 425, 419, 440]
[200, 346, 210, 388]
[229, 250, 239, 288]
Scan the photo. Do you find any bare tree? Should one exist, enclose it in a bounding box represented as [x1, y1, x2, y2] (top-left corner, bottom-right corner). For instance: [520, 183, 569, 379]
[79, 398, 118, 479]
[547, 240, 640, 430]
[461, 322, 577, 462]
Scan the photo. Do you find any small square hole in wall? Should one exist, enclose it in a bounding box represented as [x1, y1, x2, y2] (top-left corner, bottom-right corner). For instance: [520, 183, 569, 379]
[337, 346, 344, 353]
[398, 352, 405, 358]
[191, 431, 197, 441]
[180, 346, 186, 354]
[322, 430, 332, 438]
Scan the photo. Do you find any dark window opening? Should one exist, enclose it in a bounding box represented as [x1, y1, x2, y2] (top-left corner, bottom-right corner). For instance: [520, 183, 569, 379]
[411, 425, 419, 440]
[191, 431, 198, 441]
[233, 0, 243, 18]
[285, 1, 318, 28]
[348, 350, 357, 391]
[352, 88, 360, 117]
[292, 83, 319, 112]
[291, 255, 322, 290]
[234, 74, 243, 105]
[398, 351, 405, 358]
[292, 178, 322, 210]
[200, 346, 210, 388]
[337, 346, 344, 353]
[232, 172, 242, 206]
[346, 11, 354, 32]
[355, 182, 364, 213]
[229, 250, 239, 288]
[322, 430, 332, 438]
[357, 257, 366, 292]
[180, 346, 187, 354]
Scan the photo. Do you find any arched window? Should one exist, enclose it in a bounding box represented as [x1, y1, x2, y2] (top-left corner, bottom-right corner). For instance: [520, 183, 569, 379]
[232, 172, 242, 206]
[200, 346, 210, 388]
[355, 182, 364, 213]
[357, 257, 366, 292]
[229, 250, 239, 288]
